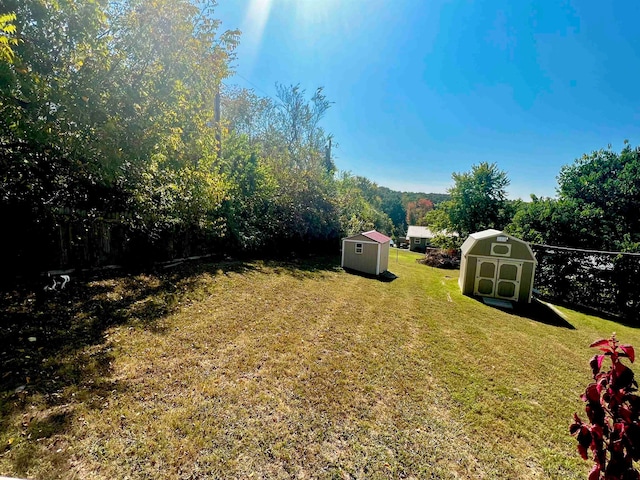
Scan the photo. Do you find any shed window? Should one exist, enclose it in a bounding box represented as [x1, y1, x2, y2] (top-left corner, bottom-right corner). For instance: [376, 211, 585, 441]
[355, 243, 363, 254]
[491, 242, 512, 257]
[414, 238, 421, 244]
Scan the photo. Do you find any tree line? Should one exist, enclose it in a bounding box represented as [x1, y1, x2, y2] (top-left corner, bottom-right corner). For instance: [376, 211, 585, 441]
[3, 0, 637, 277]
[421, 143, 640, 254]
[0, 0, 442, 274]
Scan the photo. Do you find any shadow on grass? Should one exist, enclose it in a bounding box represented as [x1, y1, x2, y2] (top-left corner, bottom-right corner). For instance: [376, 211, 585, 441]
[532, 294, 640, 330]
[0, 253, 340, 468]
[513, 298, 576, 329]
[472, 296, 575, 329]
[342, 268, 398, 282]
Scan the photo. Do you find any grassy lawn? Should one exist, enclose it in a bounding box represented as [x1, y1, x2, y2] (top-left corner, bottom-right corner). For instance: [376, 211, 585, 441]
[1, 248, 638, 478]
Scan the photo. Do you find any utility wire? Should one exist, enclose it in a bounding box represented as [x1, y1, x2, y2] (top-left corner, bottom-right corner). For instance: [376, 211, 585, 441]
[234, 73, 273, 98]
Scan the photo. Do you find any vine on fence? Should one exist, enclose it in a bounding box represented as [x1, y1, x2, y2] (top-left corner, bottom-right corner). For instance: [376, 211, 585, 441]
[531, 245, 640, 321]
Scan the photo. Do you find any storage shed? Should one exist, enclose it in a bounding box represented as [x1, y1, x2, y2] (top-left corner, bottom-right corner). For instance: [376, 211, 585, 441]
[459, 229, 537, 303]
[341, 230, 391, 276]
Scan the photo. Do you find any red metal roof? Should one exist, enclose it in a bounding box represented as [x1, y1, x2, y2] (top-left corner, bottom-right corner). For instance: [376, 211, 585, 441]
[362, 230, 391, 243]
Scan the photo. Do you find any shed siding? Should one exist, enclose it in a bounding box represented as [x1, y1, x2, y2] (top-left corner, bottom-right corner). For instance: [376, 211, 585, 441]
[342, 240, 379, 275]
[520, 262, 535, 302]
[461, 256, 477, 295]
[378, 241, 390, 273]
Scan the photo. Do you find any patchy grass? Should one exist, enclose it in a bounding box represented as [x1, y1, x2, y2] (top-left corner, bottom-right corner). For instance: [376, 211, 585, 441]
[1, 249, 638, 478]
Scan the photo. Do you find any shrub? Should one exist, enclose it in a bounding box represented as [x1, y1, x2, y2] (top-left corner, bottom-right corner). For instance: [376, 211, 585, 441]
[416, 248, 460, 269]
[570, 335, 640, 479]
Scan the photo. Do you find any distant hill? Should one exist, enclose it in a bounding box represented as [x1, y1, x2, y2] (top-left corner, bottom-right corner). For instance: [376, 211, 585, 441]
[399, 191, 450, 206]
[373, 186, 450, 237]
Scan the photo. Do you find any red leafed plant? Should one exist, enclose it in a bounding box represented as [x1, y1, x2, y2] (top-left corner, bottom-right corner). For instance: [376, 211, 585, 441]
[571, 334, 640, 480]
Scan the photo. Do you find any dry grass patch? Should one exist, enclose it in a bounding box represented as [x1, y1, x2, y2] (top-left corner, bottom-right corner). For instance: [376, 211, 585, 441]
[2, 251, 639, 478]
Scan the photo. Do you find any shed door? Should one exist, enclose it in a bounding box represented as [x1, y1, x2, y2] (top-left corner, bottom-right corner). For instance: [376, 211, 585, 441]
[495, 261, 522, 301]
[474, 258, 523, 301]
[474, 258, 498, 297]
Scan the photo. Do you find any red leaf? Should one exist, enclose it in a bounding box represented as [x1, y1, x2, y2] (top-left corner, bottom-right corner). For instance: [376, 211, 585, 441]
[620, 406, 633, 423]
[585, 384, 600, 402]
[590, 355, 605, 375]
[620, 345, 635, 363]
[578, 443, 588, 460]
[570, 422, 581, 435]
[588, 464, 600, 480]
[590, 339, 612, 352]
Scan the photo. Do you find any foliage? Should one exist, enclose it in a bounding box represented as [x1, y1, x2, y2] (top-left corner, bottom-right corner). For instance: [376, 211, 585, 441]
[376, 187, 405, 234]
[558, 143, 640, 252]
[571, 335, 640, 480]
[510, 143, 640, 251]
[0, 12, 18, 63]
[221, 83, 340, 248]
[335, 172, 393, 237]
[406, 198, 434, 225]
[531, 245, 640, 320]
[402, 191, 450, 206]
[441, 162, 510, 237]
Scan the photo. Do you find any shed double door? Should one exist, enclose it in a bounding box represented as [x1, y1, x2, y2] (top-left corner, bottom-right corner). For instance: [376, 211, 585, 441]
[474, 257, 523, 301]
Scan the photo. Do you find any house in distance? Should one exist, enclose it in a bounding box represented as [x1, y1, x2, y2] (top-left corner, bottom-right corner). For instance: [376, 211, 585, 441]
[341, 230, 391, 276]
[459, 229, 537, 303]
[406, 225, 457, 252]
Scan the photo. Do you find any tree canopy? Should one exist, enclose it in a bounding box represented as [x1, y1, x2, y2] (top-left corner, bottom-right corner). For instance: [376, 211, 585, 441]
[440, 162, 510, 237]
[508, 143, 640, 252]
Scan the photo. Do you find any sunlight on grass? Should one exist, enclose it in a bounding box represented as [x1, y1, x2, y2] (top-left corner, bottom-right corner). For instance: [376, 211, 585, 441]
[2, 250, 638, 478]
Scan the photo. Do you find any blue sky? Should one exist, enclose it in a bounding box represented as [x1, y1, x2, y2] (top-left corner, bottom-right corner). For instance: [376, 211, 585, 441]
[214, 0, 640, 199]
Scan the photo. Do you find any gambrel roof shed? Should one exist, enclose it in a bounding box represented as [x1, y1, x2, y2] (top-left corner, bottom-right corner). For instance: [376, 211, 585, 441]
[459, 229, 537, 303]
[341, 230, 391, 276]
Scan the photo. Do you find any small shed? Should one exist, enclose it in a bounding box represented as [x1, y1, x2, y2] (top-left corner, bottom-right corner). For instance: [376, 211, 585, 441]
[341, 230, 391, 276]
[459, 229, 537, 303]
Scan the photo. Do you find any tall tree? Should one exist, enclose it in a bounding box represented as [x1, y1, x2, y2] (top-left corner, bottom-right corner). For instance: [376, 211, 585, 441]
[442, 162, 510, 237]
[510, 143, 640, 251]
[556, 142, 640, 251]
[335, 172, 393, 237]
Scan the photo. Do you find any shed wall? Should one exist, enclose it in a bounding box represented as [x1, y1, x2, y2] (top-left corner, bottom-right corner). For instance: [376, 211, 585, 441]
[520, 262, 535, 302]
[379, 242, 389, 273]
[460, 255, 477, 295]
[342, 240, 379, 275]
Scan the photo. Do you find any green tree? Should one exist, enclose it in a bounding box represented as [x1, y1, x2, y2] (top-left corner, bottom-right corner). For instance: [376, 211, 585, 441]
[555, 142, 640, 251]
[442, 162, 510, 237]
[506, 196, 608, 248]
[0, 0, 240, 269]
[377, 187, 406, 235]
[335, 172, 393, 237]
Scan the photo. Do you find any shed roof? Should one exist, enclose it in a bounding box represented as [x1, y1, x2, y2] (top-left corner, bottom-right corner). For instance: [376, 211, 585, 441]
[361, 230, 391, 243]
[468, 228, 502, 240]
[460, 229, 536, 262]
[343, 230, 391, 244]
